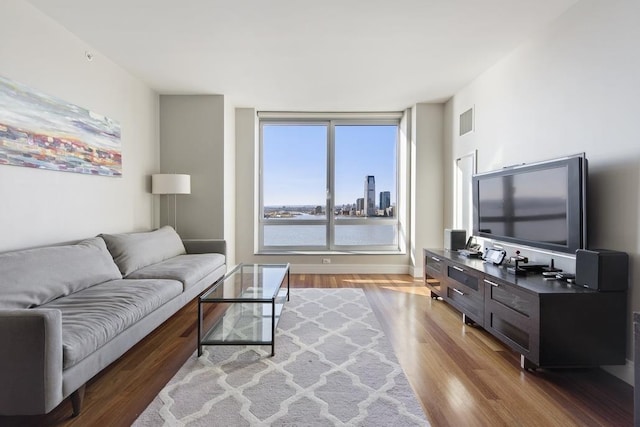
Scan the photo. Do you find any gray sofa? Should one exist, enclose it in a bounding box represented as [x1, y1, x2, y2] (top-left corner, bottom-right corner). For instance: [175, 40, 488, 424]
[0, 226, 226, 416]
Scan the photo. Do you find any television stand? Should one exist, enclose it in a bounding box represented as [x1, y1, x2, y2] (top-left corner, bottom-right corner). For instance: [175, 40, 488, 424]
[423, 248, 627, 369]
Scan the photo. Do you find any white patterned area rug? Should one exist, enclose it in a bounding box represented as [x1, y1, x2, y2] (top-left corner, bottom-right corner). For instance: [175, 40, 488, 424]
[134, 288, 429, 426]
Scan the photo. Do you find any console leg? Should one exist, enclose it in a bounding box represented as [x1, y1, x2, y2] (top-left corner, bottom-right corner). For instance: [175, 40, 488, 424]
[197, 301, 202, 357]
[71, 384, 86, 417]
[462, 313, 475, 325]
[520, 355, 537, 371]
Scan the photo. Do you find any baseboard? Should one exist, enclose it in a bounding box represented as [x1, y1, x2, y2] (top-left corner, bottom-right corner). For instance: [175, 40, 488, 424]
[290, 264, 410, 275]
[409, 265, 423, 278]
[602, 359, 633, 386]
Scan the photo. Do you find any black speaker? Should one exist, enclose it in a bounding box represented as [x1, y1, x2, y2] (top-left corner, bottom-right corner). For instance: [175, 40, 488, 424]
[575, 249, 629, 291]
[444, 229, 467, 251]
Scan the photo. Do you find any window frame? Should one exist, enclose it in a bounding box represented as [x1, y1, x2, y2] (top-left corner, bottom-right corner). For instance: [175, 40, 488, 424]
[258, 113, 403, 254]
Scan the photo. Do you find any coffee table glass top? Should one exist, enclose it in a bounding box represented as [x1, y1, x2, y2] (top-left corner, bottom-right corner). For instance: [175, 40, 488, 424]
[200, 263, 290, 302]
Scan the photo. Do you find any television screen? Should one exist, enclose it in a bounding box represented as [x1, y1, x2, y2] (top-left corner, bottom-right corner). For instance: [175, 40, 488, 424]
[472, 155, 586, 254]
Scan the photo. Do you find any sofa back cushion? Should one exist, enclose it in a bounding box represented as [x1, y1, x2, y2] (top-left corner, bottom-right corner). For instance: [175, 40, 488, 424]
[0, 237, 122, 309]
[100, 226, 186, 276]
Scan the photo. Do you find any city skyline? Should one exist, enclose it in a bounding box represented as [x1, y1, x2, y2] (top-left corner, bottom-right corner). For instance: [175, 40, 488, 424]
[264, 174, 393, 211]
[264, 182, 396, 219]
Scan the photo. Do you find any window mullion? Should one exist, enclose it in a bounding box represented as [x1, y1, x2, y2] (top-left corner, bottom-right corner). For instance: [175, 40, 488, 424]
[327, 121, 335, 250]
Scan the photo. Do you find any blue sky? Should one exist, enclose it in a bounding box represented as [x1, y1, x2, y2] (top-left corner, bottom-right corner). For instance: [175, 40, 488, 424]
[263, 124, 397, 206]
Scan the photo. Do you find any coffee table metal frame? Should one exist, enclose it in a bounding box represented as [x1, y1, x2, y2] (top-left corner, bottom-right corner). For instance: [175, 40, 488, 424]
[198, 263, 290, 357]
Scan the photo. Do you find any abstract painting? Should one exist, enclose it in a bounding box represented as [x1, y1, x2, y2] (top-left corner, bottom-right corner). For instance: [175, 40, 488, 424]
[0, 75, 121, 176]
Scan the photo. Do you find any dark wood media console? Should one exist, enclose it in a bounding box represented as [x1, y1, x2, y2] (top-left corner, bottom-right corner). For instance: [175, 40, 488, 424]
[423, 248, 627, 370]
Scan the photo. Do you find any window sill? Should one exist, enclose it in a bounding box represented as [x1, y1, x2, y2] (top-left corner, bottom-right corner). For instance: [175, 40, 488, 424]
[255, 250, 406, 256]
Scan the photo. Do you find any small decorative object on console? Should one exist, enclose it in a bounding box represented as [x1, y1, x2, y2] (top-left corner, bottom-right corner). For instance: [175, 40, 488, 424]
[519, 264, 548, 273]
[458, 236, 482, 258]
[459, 249, 482, 258]
[483, 247, 506, 265]
[444, 229, 467, 251]
[541, 259, 562, 273]
[506, 251, 528, 276]
[575, 249, 629, 291]
[555, 272, 576, 282]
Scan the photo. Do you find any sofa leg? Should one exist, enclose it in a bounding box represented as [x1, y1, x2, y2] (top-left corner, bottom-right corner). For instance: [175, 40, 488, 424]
[71, 384, 86, 417]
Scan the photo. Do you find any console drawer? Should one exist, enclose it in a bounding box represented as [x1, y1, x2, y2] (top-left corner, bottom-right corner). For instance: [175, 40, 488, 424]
[484, 278, 539, 362]
[425, 253, 444, 281]
[447, 285, 484, 325]
[447, 265, 480, 292]
[484, 278, 535, 318]
[489, 311, 531, 353]
[486, 308, 538, 364]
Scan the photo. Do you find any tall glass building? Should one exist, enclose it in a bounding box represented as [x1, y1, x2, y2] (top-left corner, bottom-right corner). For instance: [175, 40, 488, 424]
[380, 191, 391, 211]
[356, 197, 364, 215]
[365, 175, 376, 217]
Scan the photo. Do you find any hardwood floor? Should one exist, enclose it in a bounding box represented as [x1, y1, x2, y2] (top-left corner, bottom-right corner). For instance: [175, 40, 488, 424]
[1, 274, 633, 426]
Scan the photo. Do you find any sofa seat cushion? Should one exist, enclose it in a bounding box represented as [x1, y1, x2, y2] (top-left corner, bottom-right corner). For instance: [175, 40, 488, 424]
[100, 226, 186, 276]
[40, 279, 182, 369]
[0, 237, 122, 309]
[126, 254, 225, 291]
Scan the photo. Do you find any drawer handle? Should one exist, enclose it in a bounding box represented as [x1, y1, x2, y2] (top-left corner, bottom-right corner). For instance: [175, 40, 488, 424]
[452, 288, 465, 296]
[431, 256, 441, 262]
[484, 279, 500, 287]
[452, 266, 464, 272]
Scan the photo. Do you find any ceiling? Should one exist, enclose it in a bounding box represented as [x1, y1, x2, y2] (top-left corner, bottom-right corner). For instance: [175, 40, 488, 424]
[26, 0, 577, 111]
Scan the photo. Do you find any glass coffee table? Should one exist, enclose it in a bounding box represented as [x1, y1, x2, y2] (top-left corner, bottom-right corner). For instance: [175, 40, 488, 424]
[198, 263, 290, 357]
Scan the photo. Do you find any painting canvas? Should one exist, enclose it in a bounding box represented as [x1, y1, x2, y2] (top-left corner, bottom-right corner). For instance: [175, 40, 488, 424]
[0, 75, 121, 176]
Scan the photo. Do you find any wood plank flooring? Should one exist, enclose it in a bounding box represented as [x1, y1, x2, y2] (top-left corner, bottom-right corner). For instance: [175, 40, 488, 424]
[0, 274, 633, 426]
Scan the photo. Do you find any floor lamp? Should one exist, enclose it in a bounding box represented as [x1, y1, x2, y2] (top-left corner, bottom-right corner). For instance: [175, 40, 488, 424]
[152, 174, 191, 232]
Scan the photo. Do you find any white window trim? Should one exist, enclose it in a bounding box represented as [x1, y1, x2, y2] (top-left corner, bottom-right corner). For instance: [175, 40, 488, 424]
[257, 113, 405, 254]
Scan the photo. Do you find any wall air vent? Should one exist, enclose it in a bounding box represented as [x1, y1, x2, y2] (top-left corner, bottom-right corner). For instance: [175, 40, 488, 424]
[459, 107, 473, 136]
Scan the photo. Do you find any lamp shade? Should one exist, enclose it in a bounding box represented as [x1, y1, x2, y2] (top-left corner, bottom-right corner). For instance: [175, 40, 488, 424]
[152, 174, 191, 194]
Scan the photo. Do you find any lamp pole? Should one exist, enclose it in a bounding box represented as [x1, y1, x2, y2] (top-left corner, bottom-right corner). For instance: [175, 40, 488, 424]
[151, 174, 191, 232]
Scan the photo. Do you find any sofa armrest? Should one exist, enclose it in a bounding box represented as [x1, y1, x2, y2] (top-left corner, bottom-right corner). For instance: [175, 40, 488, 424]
[182, 239, 226, 256]
[0, 309, 63, 415]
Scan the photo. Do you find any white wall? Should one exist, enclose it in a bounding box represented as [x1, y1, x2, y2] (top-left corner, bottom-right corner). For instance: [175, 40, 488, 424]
[224, 100, 236, 266]
[444, 0, 640, 383]
[410, 104, 445, 277]
[235, 108, 257, 268]
[0, 1, 158, 252]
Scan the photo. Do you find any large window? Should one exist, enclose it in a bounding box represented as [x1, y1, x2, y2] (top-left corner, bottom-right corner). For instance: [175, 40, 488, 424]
[259, 114, 401, 252]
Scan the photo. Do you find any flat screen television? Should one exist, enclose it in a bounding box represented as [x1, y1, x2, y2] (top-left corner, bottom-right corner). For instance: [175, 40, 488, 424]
[472, 154, 587, 254]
